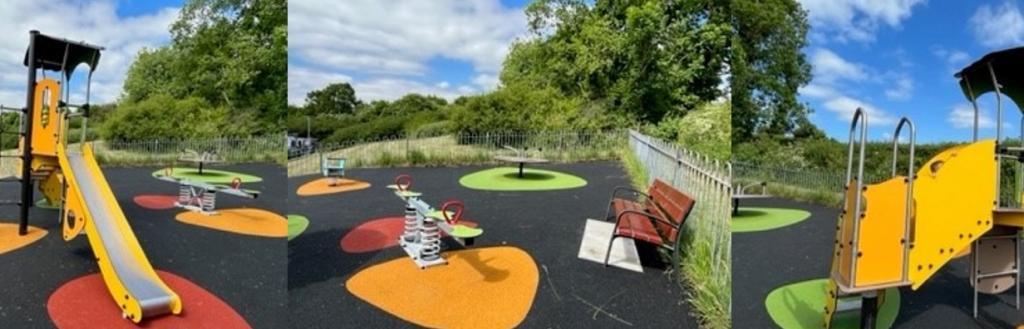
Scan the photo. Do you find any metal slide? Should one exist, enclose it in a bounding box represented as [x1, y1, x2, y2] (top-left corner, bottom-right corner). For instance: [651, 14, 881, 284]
[57, 143, 182, 322]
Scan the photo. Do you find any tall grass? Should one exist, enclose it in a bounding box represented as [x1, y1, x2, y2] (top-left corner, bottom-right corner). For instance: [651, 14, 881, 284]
[288, 133, 623, 176]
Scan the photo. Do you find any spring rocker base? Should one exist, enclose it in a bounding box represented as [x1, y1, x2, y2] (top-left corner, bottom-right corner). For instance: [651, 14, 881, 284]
[387, 175, 484, 269]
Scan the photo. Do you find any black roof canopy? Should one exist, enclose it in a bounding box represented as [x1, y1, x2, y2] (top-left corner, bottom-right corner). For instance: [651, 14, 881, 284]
[23, 31, 104, 78]
[956, 46, 1024, 111]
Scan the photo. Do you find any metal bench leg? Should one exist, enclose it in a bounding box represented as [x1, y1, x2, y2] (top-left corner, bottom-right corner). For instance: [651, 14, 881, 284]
[603, 235, 618, 267]
[671, 245, 681, 279]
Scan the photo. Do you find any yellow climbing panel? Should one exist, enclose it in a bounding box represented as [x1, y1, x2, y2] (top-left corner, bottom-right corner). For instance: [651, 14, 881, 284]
[830, 139, 996, 292]
[839, 177, 910, 288]
[907, 139, 996, 289]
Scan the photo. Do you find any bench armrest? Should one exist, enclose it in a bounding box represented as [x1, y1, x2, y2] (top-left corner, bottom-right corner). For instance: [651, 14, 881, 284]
[610, 186, 650, 202]
[604, 186, 650, 221]
[615, 209, 680, 230]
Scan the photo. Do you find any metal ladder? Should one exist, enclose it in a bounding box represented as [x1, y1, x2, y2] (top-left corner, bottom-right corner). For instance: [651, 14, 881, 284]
[0, 105, 33, 234]
[826, 110, 916, 329]
[976, 138, 1024, 317]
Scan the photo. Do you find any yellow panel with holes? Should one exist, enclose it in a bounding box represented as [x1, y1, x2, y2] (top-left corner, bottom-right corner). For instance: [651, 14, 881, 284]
[852, 177, 910, 287]
[908, 140, 996, 289]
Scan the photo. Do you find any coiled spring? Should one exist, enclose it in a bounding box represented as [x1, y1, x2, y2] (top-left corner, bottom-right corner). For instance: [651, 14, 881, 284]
[420, 218, 441, 261]
[178, 184, 191, 205]
[402, 205, 418, 243]
[201, 191, 216, 213]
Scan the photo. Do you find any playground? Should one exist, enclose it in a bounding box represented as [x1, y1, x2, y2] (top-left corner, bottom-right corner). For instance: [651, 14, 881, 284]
[286, 162, 702, 328]
[0, 163, 286, 328]
[0, 32, 286, 328]
[733, 197, 1024, 328]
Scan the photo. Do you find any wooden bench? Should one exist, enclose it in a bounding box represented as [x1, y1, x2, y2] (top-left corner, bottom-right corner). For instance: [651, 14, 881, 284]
[603, 179, 696, 271]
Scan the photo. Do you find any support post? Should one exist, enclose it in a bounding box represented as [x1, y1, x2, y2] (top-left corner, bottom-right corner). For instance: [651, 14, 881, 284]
[18, 31, 38, 236]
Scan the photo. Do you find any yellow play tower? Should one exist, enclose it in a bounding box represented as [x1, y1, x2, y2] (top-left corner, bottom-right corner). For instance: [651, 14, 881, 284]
[824, 47, 1024, 328]
[10, 31, 181, 322]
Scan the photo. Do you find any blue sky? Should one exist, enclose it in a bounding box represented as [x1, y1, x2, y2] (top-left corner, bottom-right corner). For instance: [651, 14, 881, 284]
[799, 0, 1024, 142]
[288, 0, 532, 104]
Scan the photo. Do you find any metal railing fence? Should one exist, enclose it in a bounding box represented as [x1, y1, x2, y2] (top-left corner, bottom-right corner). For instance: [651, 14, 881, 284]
[627, 129, 731, 310]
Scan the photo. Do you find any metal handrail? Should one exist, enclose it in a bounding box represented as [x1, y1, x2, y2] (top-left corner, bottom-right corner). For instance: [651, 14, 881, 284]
[892, 117, 916, 283]
[841, 107, 868, 284]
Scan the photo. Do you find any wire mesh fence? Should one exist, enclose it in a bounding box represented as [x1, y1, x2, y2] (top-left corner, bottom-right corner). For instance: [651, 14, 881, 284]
[0, 136, 284, 177]
[287, 131, 626, 177]
[732, 162, 852, 194]
[627, 129, 731, 313]
[94, 136, 285, 166]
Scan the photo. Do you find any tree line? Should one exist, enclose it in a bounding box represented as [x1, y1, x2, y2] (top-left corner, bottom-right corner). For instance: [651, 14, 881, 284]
[288, 0, 731, 160]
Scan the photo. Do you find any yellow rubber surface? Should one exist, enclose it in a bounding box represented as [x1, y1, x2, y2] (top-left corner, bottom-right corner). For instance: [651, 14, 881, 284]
[0, 223, 47, 255]
[296, 178, 371, 196]
[347, 246, 539, 329]
[176, 208, 287, 238]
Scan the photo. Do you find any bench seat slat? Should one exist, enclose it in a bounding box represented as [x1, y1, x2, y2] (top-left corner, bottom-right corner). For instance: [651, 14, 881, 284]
[611, 199, 664, 245]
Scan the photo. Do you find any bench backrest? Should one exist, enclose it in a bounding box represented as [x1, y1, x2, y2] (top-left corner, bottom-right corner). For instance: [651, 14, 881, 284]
[644, 179, 696, 243]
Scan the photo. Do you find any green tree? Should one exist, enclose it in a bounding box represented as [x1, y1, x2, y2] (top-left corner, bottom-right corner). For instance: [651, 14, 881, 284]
[102, 94, 237, 141]
[304, 83, 360, 116]
[499, 0, 730, 125]
[118, 0, 287, 137]
[730, 0, 812, 142]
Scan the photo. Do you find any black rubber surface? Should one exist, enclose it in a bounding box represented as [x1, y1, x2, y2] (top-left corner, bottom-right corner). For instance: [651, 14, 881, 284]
[287, 161, 699, 328]
[0, 163, 286, 329]
[733, 197, 1024, 328]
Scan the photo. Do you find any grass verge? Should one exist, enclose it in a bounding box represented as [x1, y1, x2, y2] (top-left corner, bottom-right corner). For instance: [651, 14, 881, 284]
[288, 135, 622, 176]
[733, 178, 841, 207]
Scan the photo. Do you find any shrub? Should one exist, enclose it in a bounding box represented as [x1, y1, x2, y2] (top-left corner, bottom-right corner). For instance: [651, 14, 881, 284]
[101, 94, 233, 141]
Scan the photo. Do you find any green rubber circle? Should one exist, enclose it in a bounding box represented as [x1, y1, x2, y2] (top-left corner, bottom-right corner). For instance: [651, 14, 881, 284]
[459, 167, 586, 191]
[287, 215, 309, 241]
[732, 207, 810, 233]
[152, 167, 263, 184]
[35, 199, 59, 209]
[766, 278, 900, 329]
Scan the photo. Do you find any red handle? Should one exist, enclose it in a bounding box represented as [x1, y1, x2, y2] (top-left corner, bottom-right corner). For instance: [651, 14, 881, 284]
[395, 174, 412, 191]
[440, 200, 464, 225]
[231, 177, 242, 189]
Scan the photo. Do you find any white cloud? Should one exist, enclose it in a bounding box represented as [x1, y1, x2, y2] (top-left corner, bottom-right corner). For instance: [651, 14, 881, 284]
[970, 1, 1024, 48]
[799, 83, 837, 99]
[0, 1, 177, 106]
[288, 0, 527, 104]
[948, 103, 995, 129]
[821, 95, 896, 125]
[948, 51, 969, 64]
[811, 48, 866, 84]
[930, 45, 973, 75]
[353, 77, 480, 101]
[885, 75, 914, 101]
[798, 0, 926, 42]
[471, 73, 498, 90]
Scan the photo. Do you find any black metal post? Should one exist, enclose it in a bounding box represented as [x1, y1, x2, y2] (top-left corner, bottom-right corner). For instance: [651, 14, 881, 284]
[860, 294, 878, 329]
[18, 31, 38, 236]
[518, 162, 524, 178]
